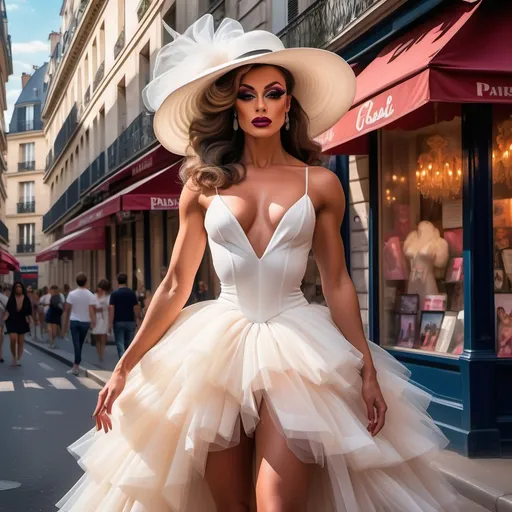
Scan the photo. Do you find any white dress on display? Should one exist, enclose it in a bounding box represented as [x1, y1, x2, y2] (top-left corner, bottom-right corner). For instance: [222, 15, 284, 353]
[57, 169, 458, 511]
[92, 294, 109, 335]
[403, 221, 449, 307]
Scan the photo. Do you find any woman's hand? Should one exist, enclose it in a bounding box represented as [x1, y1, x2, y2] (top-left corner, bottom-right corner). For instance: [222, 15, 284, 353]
[361, 372, 388, 437]
[92, 369, 128, 433]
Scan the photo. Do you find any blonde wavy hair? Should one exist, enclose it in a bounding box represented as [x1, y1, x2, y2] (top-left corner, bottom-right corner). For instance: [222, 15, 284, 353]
[179, 64, 322, 190]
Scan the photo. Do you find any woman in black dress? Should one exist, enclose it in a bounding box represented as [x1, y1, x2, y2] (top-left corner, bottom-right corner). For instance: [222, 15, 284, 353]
[4, 282, 32, 367]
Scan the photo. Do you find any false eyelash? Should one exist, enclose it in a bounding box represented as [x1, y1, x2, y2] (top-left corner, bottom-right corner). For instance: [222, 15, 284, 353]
[237, 93, 256, 101]
[266, 89, 286, 99]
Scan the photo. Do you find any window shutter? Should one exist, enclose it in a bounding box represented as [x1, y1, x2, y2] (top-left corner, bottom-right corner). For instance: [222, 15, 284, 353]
[34, 103, 41, 129]
[287, 0, 298, 22]
[17, 106, 25, 132]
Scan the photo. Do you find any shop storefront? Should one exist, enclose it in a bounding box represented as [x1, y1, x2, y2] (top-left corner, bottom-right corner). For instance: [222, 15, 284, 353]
[321, 0, 512, 457]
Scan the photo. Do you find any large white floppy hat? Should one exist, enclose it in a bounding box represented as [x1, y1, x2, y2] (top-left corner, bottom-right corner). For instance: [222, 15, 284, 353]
[143, 14, 356, 156]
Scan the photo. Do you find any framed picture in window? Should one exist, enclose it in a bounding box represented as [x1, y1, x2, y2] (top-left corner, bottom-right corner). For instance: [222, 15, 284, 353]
[396, 314, 417, 348]
[419, 311, 445, 351]
[396, 294, 419, 315]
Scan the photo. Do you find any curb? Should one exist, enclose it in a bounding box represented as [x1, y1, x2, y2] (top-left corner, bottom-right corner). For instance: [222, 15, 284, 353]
[436, 465, 512, 511]
[25, 338, 111, 387]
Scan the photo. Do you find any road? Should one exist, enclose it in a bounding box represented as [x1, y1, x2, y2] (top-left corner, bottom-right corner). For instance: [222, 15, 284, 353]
[0, 340, 102, 512]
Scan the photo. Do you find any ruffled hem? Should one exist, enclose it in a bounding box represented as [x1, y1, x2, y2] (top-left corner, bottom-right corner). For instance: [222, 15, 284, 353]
[56, 300, 459, 511]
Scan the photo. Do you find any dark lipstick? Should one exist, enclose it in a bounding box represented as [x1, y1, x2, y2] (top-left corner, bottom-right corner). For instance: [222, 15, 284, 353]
[252, 117, 272, 128]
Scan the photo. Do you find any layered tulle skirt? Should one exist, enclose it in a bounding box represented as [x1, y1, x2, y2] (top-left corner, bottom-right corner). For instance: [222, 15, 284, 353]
[57, 300, 458, 511]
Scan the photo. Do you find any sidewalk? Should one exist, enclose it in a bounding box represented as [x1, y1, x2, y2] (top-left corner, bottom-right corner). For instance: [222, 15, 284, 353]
[24, 333, 511, 510]
[25, 332, 116, 386]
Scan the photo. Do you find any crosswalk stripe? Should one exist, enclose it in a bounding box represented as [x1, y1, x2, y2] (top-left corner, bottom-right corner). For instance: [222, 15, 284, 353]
[77, 377, 102, 390]
[38, 362, 54, 371]
[0, 381, 14, 392]
[23, 380, 44, 389]
[46, 377, 77, 390]
[24, 349, 31, 355]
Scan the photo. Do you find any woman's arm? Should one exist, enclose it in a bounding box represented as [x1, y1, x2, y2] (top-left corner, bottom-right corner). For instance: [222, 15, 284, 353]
[311, 167, 387, 436]
[115, 182, 207, 375]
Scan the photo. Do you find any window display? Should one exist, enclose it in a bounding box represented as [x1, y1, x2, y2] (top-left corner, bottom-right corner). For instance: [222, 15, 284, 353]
[492, 105, 512, 357]
[380, 116, 464, 356]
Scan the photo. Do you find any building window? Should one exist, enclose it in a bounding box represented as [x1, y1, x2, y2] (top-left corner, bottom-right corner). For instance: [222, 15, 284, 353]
[139, 42, 150, 109]
[380, 115, 464, 357]
[19, 143, 35, 171]
[492, 105, 512, 357]
[162, 4, 176, 46]
[18, 223, 35, 253]
[18, 182, 35, 214]
[24, 104, 34, 131]
[287, 0, 298, 23]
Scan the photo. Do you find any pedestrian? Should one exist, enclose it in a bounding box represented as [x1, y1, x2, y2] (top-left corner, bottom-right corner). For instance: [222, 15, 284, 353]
[108, 273, 140, 358]
[92, 279, 110, 363]
[0, 284, 9, 363]
[46, 285, 65, 349]
[62, 273, 96, 376]
[3, 281, 32, 367]
[40, 285, 50, 340]
[31, 289, 41, 341]
[63, 283, 70, 300]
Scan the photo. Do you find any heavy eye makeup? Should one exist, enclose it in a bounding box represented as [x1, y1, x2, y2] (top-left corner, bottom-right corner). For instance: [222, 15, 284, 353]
[237, 87, 286, 101]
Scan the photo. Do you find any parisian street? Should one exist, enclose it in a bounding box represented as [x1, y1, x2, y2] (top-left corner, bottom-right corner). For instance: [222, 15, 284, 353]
[0, 342, 101, 512]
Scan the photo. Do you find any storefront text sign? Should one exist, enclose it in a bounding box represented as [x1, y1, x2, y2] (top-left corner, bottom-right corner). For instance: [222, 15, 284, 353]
[76, 209, 104, 229]
[476, 82, 512, 98]
[131, 155, 154, 177]
[150, 197, 180, 210]
[356, 96, 394, 132]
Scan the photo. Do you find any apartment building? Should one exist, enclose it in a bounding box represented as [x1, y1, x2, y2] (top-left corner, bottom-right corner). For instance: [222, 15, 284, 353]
[0, 0, 18, 279]
[5, 64, 50, 288]
[37, 0, 274, 295]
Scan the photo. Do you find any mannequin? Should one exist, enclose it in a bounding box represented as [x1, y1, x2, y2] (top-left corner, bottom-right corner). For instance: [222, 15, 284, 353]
[403, 221, 449, 307]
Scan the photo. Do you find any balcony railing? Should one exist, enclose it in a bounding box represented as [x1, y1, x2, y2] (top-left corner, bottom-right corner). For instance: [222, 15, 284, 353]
[114, 29, 125, 59]
[18, 161, 36, 172]
[107, 112, 155, 173]
[278, 0, 379, 49]
[46, 103, 78, 172]
[17, 200, 35, 214]
[17, 243, 35, 254]
[0, 220, 8, 242]
[84, 85, 91, 108]
[42, 176, 80, 232]
[137, 0, 152, 21]
[93, 61, 105, 92]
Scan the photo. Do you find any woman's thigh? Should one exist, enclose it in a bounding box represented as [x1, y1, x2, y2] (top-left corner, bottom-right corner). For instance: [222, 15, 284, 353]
[205, 421, 253, 510]
[255, 400, 311, 512]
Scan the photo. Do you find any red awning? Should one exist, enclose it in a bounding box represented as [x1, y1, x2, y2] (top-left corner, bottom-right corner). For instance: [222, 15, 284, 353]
[322, 0, 512, 154]
[36, 227, 105, 262]
[91, 145, 179, 195]
[64, 162, 182, 234]
[0, 249, 20, 272]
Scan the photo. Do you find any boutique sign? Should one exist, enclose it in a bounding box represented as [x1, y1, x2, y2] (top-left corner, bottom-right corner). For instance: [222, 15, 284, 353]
[476, 82, 512, 98]
[356, 96, 395, 132]
[150, 197, 180, 210]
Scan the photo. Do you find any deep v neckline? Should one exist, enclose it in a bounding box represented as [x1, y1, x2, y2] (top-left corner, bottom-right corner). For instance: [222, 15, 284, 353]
[214, 193, 310, 261]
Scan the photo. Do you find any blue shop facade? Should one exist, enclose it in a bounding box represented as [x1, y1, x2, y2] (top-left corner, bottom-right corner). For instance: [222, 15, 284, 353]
[317, 0, 511, 457]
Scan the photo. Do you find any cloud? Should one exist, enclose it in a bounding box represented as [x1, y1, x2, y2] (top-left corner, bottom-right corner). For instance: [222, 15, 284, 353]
[7, 88, 21, 99]
[6, 4, 20, 10]
[11, 40, 47, 53]
[13, 60, 33, 73]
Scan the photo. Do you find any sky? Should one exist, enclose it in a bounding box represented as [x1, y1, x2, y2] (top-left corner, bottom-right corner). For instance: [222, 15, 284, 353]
[5, 0, 63, 126]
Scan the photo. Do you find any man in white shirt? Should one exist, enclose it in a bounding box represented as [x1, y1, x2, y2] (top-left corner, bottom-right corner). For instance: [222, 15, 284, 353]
[63, 272, 96, 376]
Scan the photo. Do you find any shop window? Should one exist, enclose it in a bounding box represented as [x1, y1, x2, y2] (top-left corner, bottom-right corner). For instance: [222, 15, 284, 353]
[492, 105, 512, 358]
[380, 115, 464, 357]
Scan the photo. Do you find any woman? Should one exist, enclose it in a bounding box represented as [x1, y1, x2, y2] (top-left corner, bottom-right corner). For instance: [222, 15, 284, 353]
[31, 287, 41, 341]
[4, 281, 32, 367]
[92, 279, 110, 363]
[46, 285, 65, 349]
[39, 285, 49, 339]
[57, 16, 458, 511]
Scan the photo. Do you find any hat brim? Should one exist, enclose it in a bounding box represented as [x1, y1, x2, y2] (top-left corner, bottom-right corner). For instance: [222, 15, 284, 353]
[151, 48, 356, 156]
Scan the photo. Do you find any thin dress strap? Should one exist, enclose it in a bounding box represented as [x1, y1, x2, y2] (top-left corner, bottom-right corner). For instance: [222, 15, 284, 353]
[215, 186, 219, 195]
[305, 167, 309, 195]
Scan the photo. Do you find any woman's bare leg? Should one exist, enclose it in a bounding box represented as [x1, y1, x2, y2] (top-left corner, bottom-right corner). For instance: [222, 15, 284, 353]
[255, 400, 311, 512]
[9, 333, 17, 365]
[17, 334, 25, 364]
[205, 420, 253, 511]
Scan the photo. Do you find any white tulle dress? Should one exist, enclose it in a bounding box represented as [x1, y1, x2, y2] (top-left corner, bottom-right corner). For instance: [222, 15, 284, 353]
[57, 168, 458, 511]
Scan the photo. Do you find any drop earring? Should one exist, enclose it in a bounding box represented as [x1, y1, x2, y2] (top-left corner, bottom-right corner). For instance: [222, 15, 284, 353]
[233, 111, 239, 131]
[285, 112, 290, 131]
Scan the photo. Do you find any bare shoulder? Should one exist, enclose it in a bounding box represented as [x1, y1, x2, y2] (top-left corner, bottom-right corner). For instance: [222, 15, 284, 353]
[179, 178, 204, 213]
[308, 165, 345, 210]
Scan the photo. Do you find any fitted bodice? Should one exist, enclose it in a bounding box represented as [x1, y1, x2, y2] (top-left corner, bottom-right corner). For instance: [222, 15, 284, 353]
[204, 168, 316, 323]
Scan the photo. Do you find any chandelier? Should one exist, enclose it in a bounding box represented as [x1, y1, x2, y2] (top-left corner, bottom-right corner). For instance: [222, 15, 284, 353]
[415, 134, 462, 202]
[493, 119, 512, 186]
